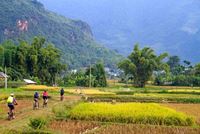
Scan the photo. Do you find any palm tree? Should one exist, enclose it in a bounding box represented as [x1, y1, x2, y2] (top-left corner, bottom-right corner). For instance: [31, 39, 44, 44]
[119, 44, 168, 87]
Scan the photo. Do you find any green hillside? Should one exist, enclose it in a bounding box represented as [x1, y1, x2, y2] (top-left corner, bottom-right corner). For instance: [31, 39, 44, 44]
[0, 0, 122, 69]
[39, 0, 200, 63]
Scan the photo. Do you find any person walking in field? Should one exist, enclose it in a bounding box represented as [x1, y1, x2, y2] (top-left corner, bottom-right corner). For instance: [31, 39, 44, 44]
[7, 93, 18, 120]
[60, 88, 64, 101]
[42, 90, 48, 107]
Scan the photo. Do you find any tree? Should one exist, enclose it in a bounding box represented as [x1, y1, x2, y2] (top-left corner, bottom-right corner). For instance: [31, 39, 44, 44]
[118, 44, 168, 87]
[0, 37, 66, 85]
[0, 46, 4, 66]
[183, 60, 191, 66]
[1, 41, 17, 68]
[86, 63, 107, 87]
[194, 64, 200, 76]
[15, 40, 30, 78]
[167, 56, 180, 69]
[167, 56, 187, 76]
[93, 63, 107, 87]
[36, 41, 66, 85]
[183, 60, 193, 76]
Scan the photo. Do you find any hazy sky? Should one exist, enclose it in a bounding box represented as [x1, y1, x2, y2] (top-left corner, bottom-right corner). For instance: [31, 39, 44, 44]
[38, 0, 200, 62]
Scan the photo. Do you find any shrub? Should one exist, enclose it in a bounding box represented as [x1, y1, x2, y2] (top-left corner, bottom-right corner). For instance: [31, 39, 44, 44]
[154, 76, 165, 86]
[29, 117, 48, 129]
[32, 77, 41, 85]
[52, 101, 81, 119]
[0, 81, 26, 88]
[76, 77, 89, 87]
[172, 75, 190, 86]
[52, 105, 69, 119]
[21, 129, 52, 134]
[172, 75, 200, 87]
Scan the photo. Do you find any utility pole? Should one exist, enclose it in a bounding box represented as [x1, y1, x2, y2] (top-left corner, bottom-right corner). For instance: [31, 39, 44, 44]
[89, 64, 91, 88]
[5, 66, 7, 89]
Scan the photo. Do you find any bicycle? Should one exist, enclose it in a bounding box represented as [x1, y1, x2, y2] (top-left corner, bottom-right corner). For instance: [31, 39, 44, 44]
[7, 103, 17, 120]
[7, 110, 14, 120]
[60, 95, 64, 101]
[43, 98, 48, 108]
[33, 99, 39, 110]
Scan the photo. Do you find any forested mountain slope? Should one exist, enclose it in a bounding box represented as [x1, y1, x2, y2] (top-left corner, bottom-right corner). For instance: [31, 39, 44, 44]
[0, 0, 122, 69]
[39, 0, 200, 63]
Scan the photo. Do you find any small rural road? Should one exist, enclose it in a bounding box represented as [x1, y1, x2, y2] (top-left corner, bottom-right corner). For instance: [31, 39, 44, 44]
[0, 95, 81, 130]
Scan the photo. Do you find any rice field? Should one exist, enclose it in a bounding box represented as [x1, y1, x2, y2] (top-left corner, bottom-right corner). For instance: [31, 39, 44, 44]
[66, 88, 115, 95]
[87, 92, 200, 104]
[168, 89, 200, 93]
[0, 88, 200, 133]
[68, 102, 195, 126]
[1, 83, 200, 133]
[21, 85, 59, 91]
[147, 85, 200, 90]
[133, 93, 200, 99]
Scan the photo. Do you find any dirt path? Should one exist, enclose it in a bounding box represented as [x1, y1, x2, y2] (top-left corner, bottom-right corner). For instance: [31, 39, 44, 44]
[0, 95, 81, 130]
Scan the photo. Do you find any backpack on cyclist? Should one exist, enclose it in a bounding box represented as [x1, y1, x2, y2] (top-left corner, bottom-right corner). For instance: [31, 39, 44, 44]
[7, 96, 13, 103]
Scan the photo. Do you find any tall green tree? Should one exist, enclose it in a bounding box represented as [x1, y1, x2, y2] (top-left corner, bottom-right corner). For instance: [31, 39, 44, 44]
[167, 56, 184, 75]
[85, 63, 107, 87]
[93, 63, 107, 87]
[183, 60, 193, 76]
[118, 44, 168, 87]
[0, 37, 66, 84]
[194, 64, 200, 76]
[15, 40, 30, 78]
[167, 56, 180, 69]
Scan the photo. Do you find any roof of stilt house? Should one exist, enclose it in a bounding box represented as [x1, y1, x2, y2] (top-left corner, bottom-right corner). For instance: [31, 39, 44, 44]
[23, 79, 37, 84]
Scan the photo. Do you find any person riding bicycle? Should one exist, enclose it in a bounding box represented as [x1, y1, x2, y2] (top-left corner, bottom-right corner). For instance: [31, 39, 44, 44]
[42, 90, 48, 107]
[33, 91, 39, 109]
[60, 88, 64, 101]
[7, 93, 18, 119]
[34, 91, 39, 101]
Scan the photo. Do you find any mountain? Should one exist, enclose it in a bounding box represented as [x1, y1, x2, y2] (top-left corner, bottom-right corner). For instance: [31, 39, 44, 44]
[39, 0, 200, 63]
[0, 0, 122, 69]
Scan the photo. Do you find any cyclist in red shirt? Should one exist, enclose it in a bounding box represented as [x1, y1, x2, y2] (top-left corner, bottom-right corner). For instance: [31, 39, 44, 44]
[42, 90, 48, 107]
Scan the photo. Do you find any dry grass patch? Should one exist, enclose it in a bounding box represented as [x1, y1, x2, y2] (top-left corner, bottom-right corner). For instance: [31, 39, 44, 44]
[91, 124, 200, 134]
[162, 103, 200, 124]
[49, 120, 100, 134]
